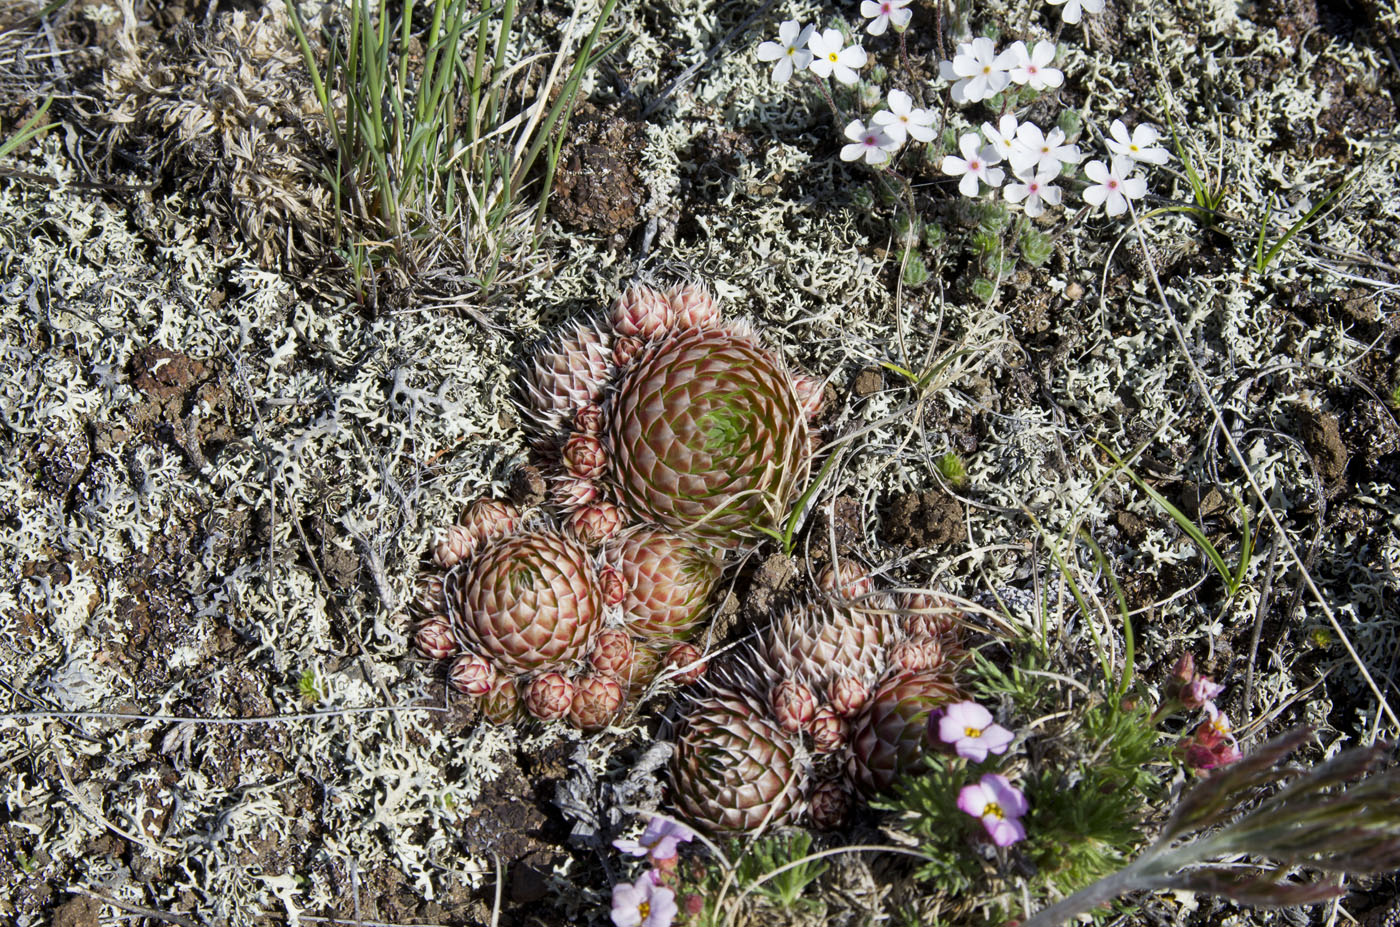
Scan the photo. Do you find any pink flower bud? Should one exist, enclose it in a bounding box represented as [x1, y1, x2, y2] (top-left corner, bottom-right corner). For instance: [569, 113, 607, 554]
[598, 564, 627, 607]
[448, 652, 497, 697]
[665, 282, 721, 329]
[771, 679, 818, 733]
[568, 501, 626, 546]
[414, 617, 458, 660]
[611, 284, 673, 338]
[589, 628, 635, 677]
[523, 673, 574, 722]
[1181, 675, 1224, 710]
[563, 432, 608, 480]
[433, 524, 478, 569]
[809, 705, 848, 753]
[568, 674, 625, 731]
[827, 675, 870, 718]
[663, 642, 706, 685]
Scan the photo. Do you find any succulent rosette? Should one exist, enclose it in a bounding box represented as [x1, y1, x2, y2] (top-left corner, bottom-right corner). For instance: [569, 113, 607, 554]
[762, 600, 892, 693]
[669, 686, 809, 834]
[611, 528, 721, 640]
[605, 327, 811, 543]
[449, 530, 603, 673]
[520, 319, 614, 449]
[847, 669, 962, 796]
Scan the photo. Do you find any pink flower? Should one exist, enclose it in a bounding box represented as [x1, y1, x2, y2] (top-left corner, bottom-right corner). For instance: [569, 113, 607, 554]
[1003, 168, 1063, 218]
[937, 701, 1015, 762]
[1007, 40, 1064, 91]
[841, 119, 895, 166]
[1081, 156, 1146, 216]
[860, 0, 913, 35]
[957, 774, 1029, 847]
[613, 818, 695, 864]
[1182, 676, 1224, 710]
[1182, 704, 1242, 773]
[611, 872, 678, 927]
[941, 132, 1005, 197]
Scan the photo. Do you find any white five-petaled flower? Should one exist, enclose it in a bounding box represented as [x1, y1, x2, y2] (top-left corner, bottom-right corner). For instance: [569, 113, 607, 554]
[871, 89, 936, 147]
[841, 119, 894, 165]
[1082, 155, 1147, 216]
[808, 28, 868, 86]
[1007, 40, 1064, 91]
[1010, 122, 1081, 176]
[1004, 167, 1063, 217]
[981, 113, 1020, 164]
[941, 131, 1005, 197]
[756, 20, 815, 84]
[940, 37, 1017, 104]
[1046, 0, 1105, 25]
[860, 0, 913, 35]
[1105, 118, 1171, 165]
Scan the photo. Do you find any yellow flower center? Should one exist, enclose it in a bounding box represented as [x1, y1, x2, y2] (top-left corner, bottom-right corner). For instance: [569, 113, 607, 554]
[964, 726, 984, 738]
[786, 47, 796, 57]
[639, 902, 651, 919]
[985, 802, 1004, 820]
[828, 52, 839, 63]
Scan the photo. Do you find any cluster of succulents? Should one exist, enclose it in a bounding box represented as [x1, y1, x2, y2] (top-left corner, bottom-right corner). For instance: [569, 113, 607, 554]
[409, 282, 826, 730]
[669, 575, 967, 834]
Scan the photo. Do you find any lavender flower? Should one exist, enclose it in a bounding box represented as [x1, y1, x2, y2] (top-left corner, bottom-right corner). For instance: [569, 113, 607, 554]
[957, 773, 1029, 847]
[611, 871, 678, 927]
[937, 700, 1015, 762]
[613, 817, 695, 863]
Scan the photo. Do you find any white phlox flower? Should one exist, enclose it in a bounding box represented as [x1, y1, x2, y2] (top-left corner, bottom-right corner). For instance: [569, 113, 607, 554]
[841, 119, 895, 165]
[1010, 122, 1081, 176]
[1003, 168, 1063, 217]
[871, 89, 936, 146]
[860, 0, 913, 36]
[981, 113, 1020, 164]
[1082, 155, 1146, 216]
[1007, 40, 1064, 90]
[756, 20, 815, 84]
[1105, 118, 1171, 165]
[1046, 0, 1105, 25]
[941, 131, 1005, 197]
[808, 28, 868, 85]
[941, 37, 1016, 103]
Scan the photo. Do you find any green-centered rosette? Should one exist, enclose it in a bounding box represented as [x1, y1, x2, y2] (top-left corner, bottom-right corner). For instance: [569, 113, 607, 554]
[669, 685, 808, 834]
[605, 327, 810, 544]
[449, 529, 603, 674]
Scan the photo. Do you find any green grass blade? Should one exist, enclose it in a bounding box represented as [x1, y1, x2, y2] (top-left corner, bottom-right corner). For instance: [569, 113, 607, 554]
[1080, 530, 1134, 697]
[1258, 168, 1357, 273]
[0, 96, 55, 161]
[1092, 439, 1235, 592]
[1254, 196, 1272, 273]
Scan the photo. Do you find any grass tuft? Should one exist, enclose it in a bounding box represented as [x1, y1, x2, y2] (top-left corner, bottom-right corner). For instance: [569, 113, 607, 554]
[284, 0, 622, 307]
